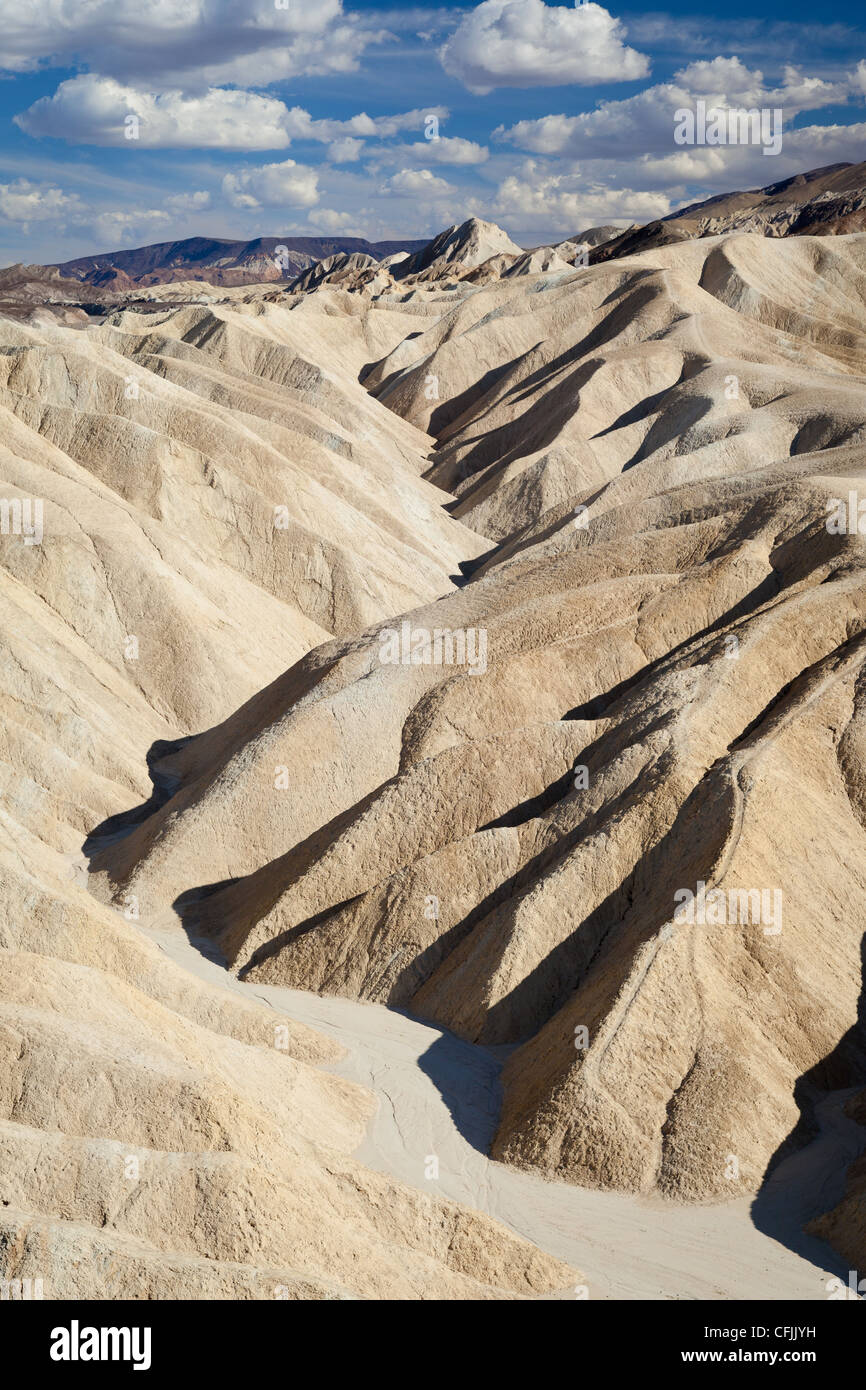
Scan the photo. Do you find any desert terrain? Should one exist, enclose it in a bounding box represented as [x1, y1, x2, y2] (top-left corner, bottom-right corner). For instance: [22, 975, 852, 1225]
[2, 195, 866, 1299]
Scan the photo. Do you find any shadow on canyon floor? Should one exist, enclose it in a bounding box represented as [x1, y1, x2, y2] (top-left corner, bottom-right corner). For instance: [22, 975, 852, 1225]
[751, 932, 866, 1295]
[81, 734, 866, 1263]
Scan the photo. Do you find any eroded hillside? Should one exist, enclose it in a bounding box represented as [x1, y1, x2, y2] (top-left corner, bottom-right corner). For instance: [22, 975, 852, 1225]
[3, 219, 866, 1294]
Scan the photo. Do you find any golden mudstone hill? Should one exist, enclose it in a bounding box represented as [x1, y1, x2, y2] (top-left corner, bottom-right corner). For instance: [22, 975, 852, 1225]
[90, 231, 866, 1231]
[0, 270, 578, 1299]
[4, 219, 866, 1294]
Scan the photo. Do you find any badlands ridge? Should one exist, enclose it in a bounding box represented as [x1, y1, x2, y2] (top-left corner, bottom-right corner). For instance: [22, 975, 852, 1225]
[2, 206, 866, 1296]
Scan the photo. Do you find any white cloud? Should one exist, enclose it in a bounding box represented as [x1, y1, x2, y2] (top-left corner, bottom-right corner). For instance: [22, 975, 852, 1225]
[492, 165, 670, 232]
[677, 56, 848, 110]
[4, 15, 864, 266]
[307, 208, 363, 233]
[426, 136, 489, 165]
[0, 178, 80, 224]
[347, 107, 449, 139]
[164, 191, 211, 213]
[497, 58, 857, 161]
[440, 0, 650, 95]
[16, 76, 293, 149]
[478, 96, 866, 232]
[222, 160, 320, 211]
[380, 168, 455, 197]
[852, 59, 866, 95]
[88, 208, 173, 244]
[0, 176, 175, 249]
[395, 136, 490, 165]
[284, 105, 449, 141]
[15, 80, 456, 159]
[497, 113, 578, 156]
[0, 0, 383, 87]
[327, 138, 365, 164]
[772, 118, 866, 165]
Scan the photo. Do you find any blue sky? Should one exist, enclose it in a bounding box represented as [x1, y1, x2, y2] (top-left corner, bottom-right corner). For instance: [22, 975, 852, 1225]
[0, 0, 864, 265]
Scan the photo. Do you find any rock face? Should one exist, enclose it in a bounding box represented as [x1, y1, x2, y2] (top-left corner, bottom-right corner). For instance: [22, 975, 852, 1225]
[287, 252, 382, 294]
[88, 228, 866, 1232]
[594, 162, 866, 263]
[0, 268, 576, 1299]
[0, 264, 104, 326]
[0, 295, 489, 733]
[395, 217, 523, 280]
[0, 864, 573, 1298]
[4, 197, 866, 1296]
[671, 161, 866, 234]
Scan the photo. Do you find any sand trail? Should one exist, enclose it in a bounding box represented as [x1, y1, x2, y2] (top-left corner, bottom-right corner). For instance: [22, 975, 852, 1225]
[139, 913, 859, 1301]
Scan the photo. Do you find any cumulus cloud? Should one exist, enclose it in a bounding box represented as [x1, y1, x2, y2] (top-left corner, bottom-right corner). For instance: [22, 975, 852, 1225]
[164, 191, 211, 214]
[0, 176, 176, 250]
[609, 118, 866, 199]
[283, 105, 449, 142]
[88, 208, 173, 244]
[440, 0, 650, 95]
[681, 56, 848, 109]
[345, 107, 449, 139]
[769, 118, 866, 166]
[307, 208, 364, 232]
[327, 138, 365, 164]
[0, 178, 80, 225]
[497, 58, 855, 161]
[15, 76, 293, 149]
[423, 136, 489, 164]
[491, 165, 670, 232]
[15, 79, 453, 156]
[0, 0, 383, 87]
[380, 169, 455, 197]
[222, 160, 320, 211]
[377, 136, 489, 166]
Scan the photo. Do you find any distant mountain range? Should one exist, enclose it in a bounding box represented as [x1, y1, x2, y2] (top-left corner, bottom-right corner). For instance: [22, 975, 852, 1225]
[52, 234, 430, 288]
[590, 160, 866, 263]
[13, 158, 866, 299]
